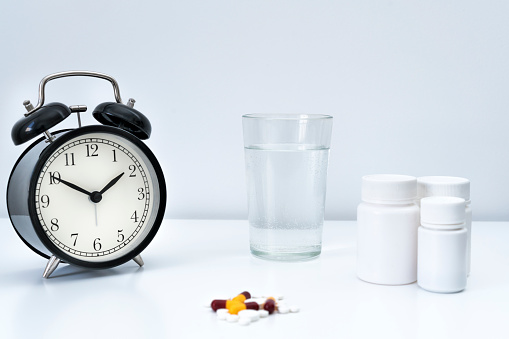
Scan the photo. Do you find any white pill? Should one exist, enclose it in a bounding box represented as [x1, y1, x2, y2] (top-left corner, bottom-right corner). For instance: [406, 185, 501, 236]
[217, 313, 228, 320]
[258, 310, 269, 318]
[226, 314, 239, 322]
[277, 301, 288, 308]
[278, 306, 290, 314]
[238, 309, 260, 322]
[276, 295, 284, 300]
[217, 309, 229, 315]
[239, 317, 251, 326]
[290, 305, 300, 313]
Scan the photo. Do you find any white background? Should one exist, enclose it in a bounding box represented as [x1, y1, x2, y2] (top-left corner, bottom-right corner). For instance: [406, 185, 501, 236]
[1, 0, 508, 221]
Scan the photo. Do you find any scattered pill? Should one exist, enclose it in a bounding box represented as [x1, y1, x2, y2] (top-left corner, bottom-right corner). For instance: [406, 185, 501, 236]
[263, 297, 276, 314]
[210, 292, 298, 325]
[278, 306, 290, 314]
[228, 302, 245, 315]
[217, 312, 228, 320]
[238, 309, 260, 322]
[277, 301, 288, 308]
[245, 302, 259, 310]
[227, 314, 239, 322]
[239, 318, 251, 326]
[258, 310, 269, 318]
[253, 295, 284, 300]
[211, 292, 251, 311]
[232, 291, 251, 303]
[250, 298, 266, 305]
[217, 309, 229, 316]
[211, 300, 227, 311]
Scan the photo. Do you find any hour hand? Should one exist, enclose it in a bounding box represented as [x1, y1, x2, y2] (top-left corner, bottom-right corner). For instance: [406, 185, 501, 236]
[100, 172, 125, 194]
[56, 177, 92, 196]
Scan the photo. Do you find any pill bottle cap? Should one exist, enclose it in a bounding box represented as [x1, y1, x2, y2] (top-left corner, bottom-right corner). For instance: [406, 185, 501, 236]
[361, 174, 417, 204]
[417, 176, 470, 202]
[421, 196, 466, 225]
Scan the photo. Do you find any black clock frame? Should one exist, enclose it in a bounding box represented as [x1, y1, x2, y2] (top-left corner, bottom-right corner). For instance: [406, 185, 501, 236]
[25, 125, 166, 269]
[7, 130, 71, 259]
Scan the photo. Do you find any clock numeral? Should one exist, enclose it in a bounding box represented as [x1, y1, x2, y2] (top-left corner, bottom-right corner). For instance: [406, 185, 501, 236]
[86, 144, 99, 157]
[138, 188, 145, 200]
[50, 218, 59, 231]
[112, 149, 118, 162]
[117, 230, 125, 243]
[71, 233, 79, 246]
[131, 211, 139, 223]
[93, 238, 102, 251]
[41, 195, 50, 208]
[129, 165, 136, 177]
[65, 153, 75, 166]
[49, 171, 61, 185]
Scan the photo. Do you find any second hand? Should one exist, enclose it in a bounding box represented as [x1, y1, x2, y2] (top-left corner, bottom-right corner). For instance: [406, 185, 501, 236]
[94, 204, 99, 227]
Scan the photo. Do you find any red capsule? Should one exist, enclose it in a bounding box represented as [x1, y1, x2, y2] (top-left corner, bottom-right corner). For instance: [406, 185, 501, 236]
[245, 302, 259, 310]
[211, 291, 252, 312]
[211, 299, 227, 311]
[263, 298, 276, 314]
[240, 291, 251, 300]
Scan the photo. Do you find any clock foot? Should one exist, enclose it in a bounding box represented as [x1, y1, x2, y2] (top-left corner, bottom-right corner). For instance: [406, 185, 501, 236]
[133, 255, 144, 267]
[42, 256, 61, 279]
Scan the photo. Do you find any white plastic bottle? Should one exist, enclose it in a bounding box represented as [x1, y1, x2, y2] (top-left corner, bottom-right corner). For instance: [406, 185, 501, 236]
[417, 176, 471, 275]
[418, 196, 467, 293]
[357, 174, 420, 285]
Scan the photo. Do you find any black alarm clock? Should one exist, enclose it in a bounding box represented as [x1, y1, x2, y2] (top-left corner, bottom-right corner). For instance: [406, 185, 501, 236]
[7, 71, 166, 278]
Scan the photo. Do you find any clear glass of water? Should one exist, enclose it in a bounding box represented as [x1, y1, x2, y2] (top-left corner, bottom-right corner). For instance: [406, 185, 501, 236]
[242, 114, 333, 261]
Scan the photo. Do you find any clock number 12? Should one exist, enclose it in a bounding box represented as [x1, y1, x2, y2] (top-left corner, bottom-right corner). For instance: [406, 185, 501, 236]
[86, 144, 99, 157]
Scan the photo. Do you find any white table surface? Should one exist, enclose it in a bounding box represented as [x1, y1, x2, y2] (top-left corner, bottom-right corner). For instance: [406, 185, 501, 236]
[1, 219, 508, 339]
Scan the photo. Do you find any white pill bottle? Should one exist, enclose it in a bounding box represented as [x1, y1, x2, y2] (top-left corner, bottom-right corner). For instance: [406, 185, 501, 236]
[418, 196, 467, 293]
[417, 176, 471, 275]
[357, 174, 420, 285]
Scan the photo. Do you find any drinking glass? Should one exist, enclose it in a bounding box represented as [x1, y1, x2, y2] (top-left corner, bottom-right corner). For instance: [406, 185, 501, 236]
[243, 114, 333, 261]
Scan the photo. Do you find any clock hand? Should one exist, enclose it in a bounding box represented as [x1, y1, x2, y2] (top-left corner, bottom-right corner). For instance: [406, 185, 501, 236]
[99, 172, 125, 195]
[57, 177, 92, 196]
[94, 204, 99, 227]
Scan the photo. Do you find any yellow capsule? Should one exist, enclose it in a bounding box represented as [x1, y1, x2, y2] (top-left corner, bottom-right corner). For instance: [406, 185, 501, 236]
[232, 294, 246, 303]
[228, 301, 247, 315]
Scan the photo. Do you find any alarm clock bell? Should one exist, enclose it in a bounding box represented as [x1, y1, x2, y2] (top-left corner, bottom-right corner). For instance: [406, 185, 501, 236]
[11, 71, 151, 145]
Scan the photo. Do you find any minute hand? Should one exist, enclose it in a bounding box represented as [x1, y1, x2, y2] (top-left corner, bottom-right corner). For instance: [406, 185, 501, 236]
[57, 177, 92, 196]
[99, 172, 125, 194]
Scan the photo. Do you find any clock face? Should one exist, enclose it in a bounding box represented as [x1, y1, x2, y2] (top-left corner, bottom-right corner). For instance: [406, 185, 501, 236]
[31, 127, 163, 265]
